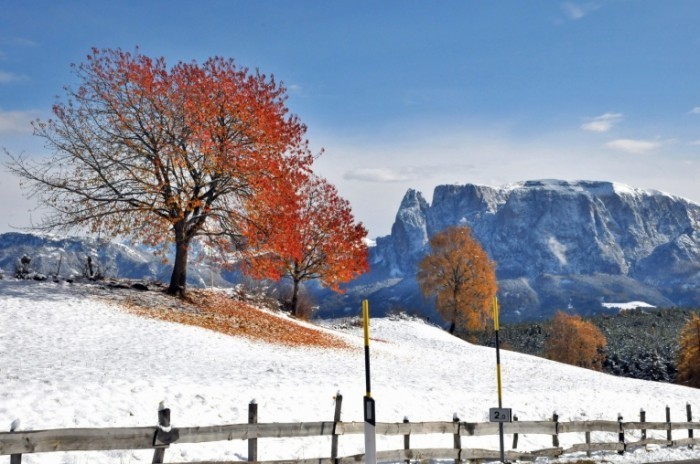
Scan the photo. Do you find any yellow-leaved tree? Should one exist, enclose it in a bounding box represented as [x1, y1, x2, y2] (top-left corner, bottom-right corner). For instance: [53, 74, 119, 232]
[417, 226, 497, 334]
[545, 311, 607, 371]
[677, 313, 700, 388]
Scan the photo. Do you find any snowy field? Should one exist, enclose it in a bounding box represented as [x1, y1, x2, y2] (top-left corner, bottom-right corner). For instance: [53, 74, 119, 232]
[2, 279, 700, 463]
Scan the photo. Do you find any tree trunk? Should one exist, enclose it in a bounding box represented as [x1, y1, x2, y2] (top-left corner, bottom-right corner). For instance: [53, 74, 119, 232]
[449, 302, 458, 334]
[167, 221, 189, 298]
[87, 256, 94, 278]
[291, 277, 300, 317]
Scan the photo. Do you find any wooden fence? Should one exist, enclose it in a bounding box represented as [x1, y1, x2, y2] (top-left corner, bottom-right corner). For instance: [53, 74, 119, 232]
[2, 395, 700, 463]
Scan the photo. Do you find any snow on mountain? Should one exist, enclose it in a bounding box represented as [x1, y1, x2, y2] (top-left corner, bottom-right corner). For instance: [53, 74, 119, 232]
[2, 279, 700, 463]
[0, 232, 237, 288]
[322, 180, 700, 322]
[0, 232, 164, 279]
[602, 301, 656, 311]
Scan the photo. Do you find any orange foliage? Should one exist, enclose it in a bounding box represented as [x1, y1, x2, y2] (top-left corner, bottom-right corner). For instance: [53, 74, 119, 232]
[545, 311, 607, 371]
[123, 291, 350, 349]
[677, 314, 700, 387]
[417, 226, 497, 334]
[20, 48, 315, 296]
[244, 175, 369, 315]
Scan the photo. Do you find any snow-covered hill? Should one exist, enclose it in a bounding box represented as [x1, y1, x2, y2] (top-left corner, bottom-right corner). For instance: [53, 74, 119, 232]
[2, 279, 700, 463]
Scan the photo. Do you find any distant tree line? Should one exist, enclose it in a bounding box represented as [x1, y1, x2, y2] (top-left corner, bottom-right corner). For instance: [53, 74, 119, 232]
[471, 306, 700, 387]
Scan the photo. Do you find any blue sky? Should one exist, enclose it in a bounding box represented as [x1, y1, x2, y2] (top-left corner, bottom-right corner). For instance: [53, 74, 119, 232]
[1, 1, 700, 238]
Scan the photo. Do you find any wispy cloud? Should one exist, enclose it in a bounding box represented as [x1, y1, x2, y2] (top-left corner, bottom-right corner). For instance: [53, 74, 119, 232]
[604, 138, 661, 154]
[581, 112, 622, 132]
[287, 84, 303, 95]
[345, 167, 419, 183]
[689, 107, 700, 115]
[0, 109, 37, 134]
[0, 70, 23, 84]
[345, 164, 475, 183]
[0, 37, 38, 47]
[561, 2, 599, 20]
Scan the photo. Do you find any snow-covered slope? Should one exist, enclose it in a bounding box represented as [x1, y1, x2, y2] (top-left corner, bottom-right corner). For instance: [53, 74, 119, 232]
[2, 279, 700, 463]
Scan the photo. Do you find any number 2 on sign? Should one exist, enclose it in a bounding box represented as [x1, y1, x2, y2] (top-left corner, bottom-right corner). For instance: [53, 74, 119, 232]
[489, 407, 512, 423]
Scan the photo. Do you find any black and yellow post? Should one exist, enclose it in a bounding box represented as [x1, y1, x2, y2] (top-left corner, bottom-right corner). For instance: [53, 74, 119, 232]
[494, 296, 506, 463]
[362, 299, 377, 464]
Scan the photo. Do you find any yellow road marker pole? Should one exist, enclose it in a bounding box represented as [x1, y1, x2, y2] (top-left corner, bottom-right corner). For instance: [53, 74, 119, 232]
[362, 299, 376, 464]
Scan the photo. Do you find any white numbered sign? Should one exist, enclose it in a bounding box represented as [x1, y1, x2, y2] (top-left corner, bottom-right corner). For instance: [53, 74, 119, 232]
[489, 408, 512, 423]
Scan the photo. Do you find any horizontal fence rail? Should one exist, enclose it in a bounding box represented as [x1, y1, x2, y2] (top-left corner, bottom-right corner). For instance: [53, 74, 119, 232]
[2, 398, 700, 463]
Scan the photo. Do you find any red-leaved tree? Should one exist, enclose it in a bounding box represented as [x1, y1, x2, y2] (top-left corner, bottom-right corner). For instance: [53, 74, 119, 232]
[6, 48, 314, 297]
[245, 175, 369, 316]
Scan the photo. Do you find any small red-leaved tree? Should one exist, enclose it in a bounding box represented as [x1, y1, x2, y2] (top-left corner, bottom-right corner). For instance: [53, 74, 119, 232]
[6, 48, 313, 297]
[245, 175, 369, 317]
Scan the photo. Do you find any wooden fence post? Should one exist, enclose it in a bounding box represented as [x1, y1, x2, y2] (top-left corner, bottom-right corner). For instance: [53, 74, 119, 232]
[666, 405, 672, 446]
[331, 393, 343, 463]
[640, 409, 646, 441]
[10, 419, 21, 464]
[585, 430, 591, 458]
[687, 403, 694, 449]
[403, 417, 410, 464]
[512, 415, 519, 449]
[248, 400, 258, 462]
[617, 414, 625, 455]
[152, 404, 170, 464]
[453, 414, 461, 464]
[552, 412, 559, 448]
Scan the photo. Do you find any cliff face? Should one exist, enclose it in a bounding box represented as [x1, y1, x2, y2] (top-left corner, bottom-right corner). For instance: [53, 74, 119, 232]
[349, 180, 700, 321]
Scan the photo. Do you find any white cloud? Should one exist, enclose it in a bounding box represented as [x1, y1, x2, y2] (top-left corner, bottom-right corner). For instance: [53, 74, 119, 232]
[0, 36, 39, 47]
[344, 168, 413, 183]
[0, 70, 22, 84]
[689, 107, 700, 115]
[604, 138, 662, 154]
[581, 112, 623, 132]
[0, 109, 37, 134]
[344, 164, 475, 183]
[345, 167, 419, 183]
[287, 84, 303, 95]
[561, 2, 599, 20]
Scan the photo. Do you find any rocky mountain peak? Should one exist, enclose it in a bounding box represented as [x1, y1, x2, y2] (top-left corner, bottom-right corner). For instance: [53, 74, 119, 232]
[374, 189, 430, 276]
[398, 188, 428, 211]
[362, 179, 700, 321]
